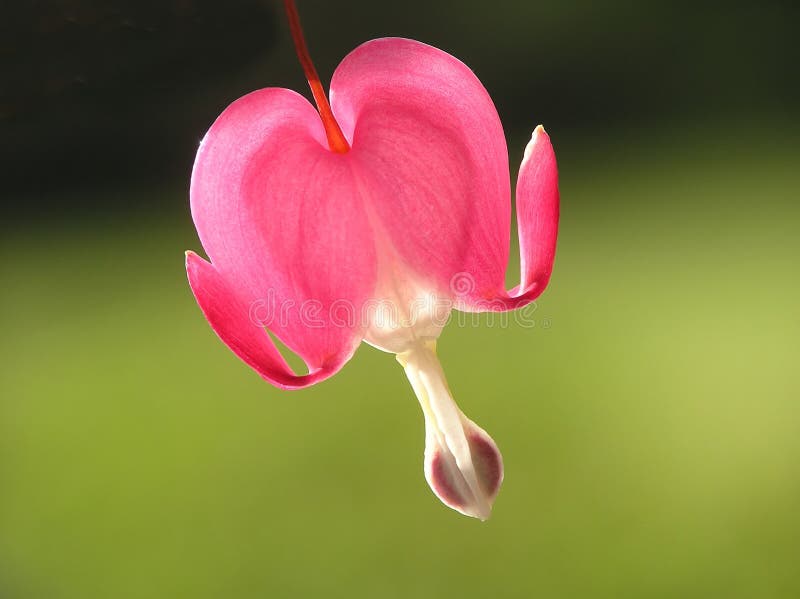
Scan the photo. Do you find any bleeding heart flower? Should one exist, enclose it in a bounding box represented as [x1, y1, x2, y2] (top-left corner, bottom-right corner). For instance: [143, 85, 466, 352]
[186, 0, 559, 520]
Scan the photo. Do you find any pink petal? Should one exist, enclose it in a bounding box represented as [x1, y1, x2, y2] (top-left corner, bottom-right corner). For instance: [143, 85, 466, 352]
[189, 88, 377, 378]
[186, 251, 349, 389]
[330, 38, 512, 300]
[459, 126, 560, 311]
[513, 126, 560, 301]
[330, 39, 559, 312]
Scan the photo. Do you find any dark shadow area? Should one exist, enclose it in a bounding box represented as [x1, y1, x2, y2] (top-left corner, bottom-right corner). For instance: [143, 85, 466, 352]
[1, 0, 277, 205]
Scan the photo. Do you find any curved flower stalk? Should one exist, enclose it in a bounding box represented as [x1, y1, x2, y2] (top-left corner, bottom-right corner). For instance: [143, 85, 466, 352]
[186, 0, 559, 520]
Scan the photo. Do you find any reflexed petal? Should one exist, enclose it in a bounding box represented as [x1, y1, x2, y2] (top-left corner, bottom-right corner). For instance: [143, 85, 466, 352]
[190, 88, 377, 375]
[456, 125, 560, 312]
[186, 252, 351, 389]
[515, 126, 560, 298]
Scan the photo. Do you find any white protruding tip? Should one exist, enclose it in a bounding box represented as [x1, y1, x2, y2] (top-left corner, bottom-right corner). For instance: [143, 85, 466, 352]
[398, 340, 504, 520]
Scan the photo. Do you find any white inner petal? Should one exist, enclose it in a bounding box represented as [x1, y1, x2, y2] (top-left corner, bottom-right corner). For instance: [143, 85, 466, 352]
[397, 339, 503, 520]
[358, 244, 502, 519]
[362, 262, 450, 354]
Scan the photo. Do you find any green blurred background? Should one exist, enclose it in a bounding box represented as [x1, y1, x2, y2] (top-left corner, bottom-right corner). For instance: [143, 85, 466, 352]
[1, 1, 799, 597]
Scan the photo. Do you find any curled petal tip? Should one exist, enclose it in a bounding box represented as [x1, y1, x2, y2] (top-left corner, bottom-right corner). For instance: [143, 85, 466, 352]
[185, 250, 351, 390]
[523, 124, 551, 162]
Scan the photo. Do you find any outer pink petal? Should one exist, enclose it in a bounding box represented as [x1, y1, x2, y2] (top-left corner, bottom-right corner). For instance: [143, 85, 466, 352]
[189, 88, 377, 378]
[186, 252, 346, 389]
[330, 39, 558, 311]
[458, 126, 559, 312]
[329, 38, 512, 300]
[512, 126, 560, 302]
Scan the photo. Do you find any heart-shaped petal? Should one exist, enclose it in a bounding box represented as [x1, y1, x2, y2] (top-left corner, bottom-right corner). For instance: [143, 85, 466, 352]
[190, 88, 377, 376]
[331, 38, 512, 302]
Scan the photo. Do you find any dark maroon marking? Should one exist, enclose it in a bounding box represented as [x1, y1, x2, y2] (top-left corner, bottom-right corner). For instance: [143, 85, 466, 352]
[431, 451, 466, 509]
[468, 433, 502, 496]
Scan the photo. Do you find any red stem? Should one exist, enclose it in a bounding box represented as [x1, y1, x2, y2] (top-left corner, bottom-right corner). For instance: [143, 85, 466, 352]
[283, 0, 350, 154]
